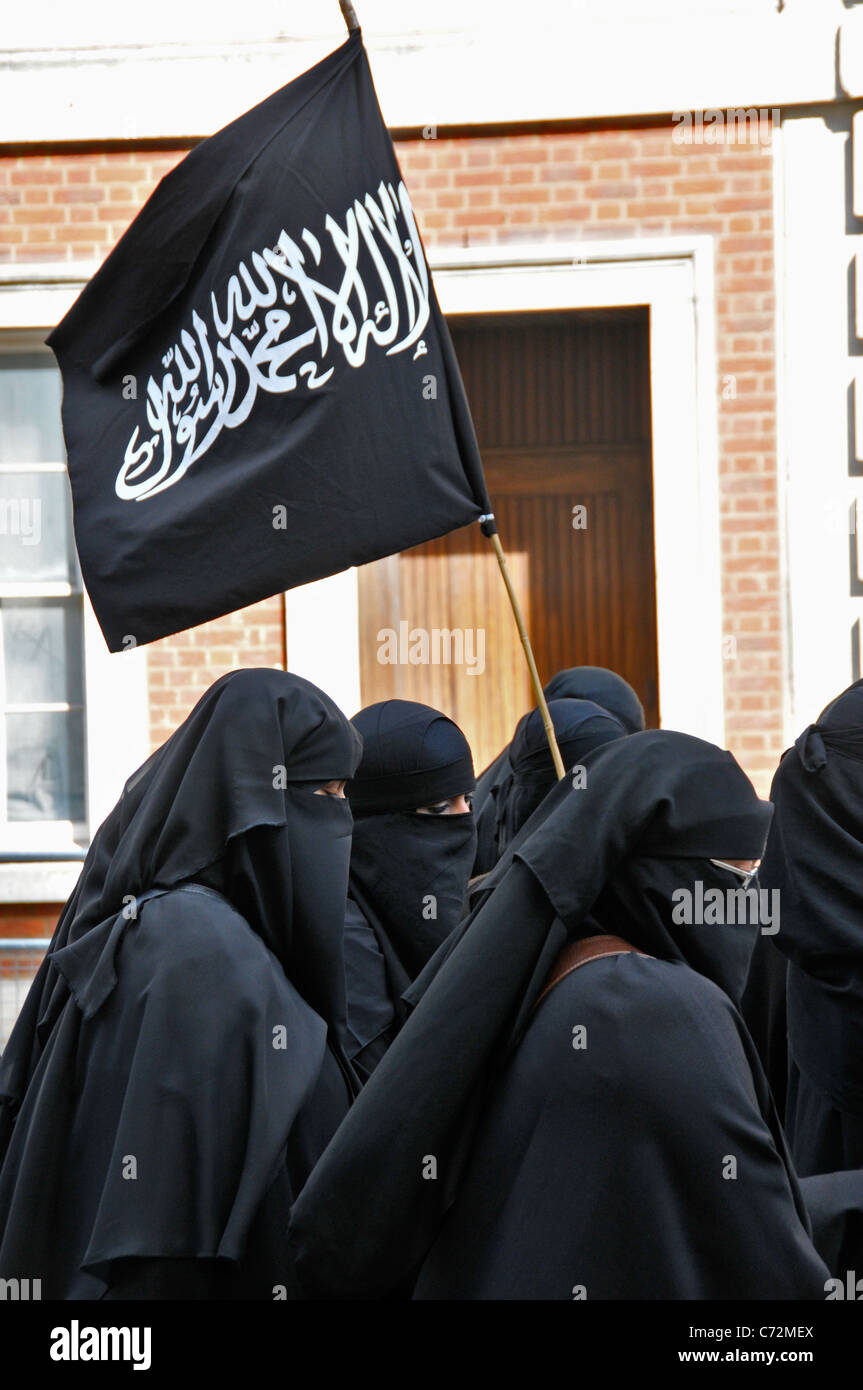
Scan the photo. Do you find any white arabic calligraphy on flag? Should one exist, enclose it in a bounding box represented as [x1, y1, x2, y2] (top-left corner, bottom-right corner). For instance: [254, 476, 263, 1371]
[118, 179, 431, 502]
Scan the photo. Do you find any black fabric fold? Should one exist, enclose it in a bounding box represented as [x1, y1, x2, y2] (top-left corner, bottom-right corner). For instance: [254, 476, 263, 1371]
[800, 1170, 863, 1278]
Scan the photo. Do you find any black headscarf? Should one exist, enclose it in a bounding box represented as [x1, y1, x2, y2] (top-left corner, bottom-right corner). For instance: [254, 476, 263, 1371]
[288, 731, 827, 1299]
[472, 665, 645, 874]
[345, 701, 476, 1040]
[0, 669, 362, 1298]
[542, 665, 645, 733]
[496, 698, 625, 855]
[758, 678, 863, 1117]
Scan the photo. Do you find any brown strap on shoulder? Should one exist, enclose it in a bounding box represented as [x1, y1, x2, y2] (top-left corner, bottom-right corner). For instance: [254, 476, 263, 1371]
[533, 933, 649, 1013]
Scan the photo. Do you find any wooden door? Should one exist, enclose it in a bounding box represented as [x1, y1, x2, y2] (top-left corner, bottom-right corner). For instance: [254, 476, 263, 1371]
[357, 308, 658, 771]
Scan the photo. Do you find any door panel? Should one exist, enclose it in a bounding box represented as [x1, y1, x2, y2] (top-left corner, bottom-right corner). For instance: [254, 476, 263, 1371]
[357, 309, 658, 771]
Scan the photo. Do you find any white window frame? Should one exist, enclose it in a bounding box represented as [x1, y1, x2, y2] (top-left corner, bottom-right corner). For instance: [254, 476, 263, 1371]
[0, 266, 150, 900]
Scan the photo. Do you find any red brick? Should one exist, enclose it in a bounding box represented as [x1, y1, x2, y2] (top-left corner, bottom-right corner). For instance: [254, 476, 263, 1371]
[542, 204, 592, 222]
[11, 206, 64, 224]
[507, 167, 536, 185]
[453, 169, 500, 188]
[499, 144, 550, 165]
[91, 165, 152, 183]
[9, 168, 62, 186]
[625, 199, 679, 217]
[498, 185, 551, 205]
[54, 186, 106, 204]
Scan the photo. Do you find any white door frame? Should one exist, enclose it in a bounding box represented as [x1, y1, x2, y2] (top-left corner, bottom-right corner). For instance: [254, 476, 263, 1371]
[428, 236, 724, 743]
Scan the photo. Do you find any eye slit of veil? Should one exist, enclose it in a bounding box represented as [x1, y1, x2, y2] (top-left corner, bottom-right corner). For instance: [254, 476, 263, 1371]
[709, 858, 759, 888]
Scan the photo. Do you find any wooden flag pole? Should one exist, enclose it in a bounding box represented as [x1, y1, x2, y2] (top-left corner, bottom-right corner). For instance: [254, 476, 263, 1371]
[339, 1, 360, 32]
[479, 515, 566, 781]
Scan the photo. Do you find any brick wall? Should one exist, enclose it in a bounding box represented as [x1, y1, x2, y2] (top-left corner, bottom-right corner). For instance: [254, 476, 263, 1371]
[147, 600, 285, 746]
[0, 124, 780, 788]
[0, 904, 59, 936]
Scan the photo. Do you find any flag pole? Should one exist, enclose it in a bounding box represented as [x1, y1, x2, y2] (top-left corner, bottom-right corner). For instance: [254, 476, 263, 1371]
[339, 0, 360, 32]
[479, 514, 566, 781]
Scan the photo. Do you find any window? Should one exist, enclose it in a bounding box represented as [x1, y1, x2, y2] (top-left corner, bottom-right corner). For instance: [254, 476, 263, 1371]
[0, 270, 149, 901]
[0, 346, 87, 851]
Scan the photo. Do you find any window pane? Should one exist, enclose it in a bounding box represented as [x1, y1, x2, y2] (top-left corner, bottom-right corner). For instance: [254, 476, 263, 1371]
[6, 710, 85, 822]
[0, 470, 78, 584]
[0, 354, 64, 463]
[1, 599, 84, 706]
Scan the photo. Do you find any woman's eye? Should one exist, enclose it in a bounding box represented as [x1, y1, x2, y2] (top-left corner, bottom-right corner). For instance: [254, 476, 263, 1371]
[314, 780, 346, 797]
[420, 802, 449, 815]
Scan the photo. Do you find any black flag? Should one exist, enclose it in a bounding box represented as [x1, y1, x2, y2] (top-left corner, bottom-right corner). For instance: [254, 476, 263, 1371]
[48, 31, 490, 652]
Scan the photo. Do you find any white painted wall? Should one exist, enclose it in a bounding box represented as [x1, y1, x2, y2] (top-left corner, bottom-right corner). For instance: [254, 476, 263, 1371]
[284, 570, 362, 717]
[0, 0, 848, 143]
[776, 107, 861, 735]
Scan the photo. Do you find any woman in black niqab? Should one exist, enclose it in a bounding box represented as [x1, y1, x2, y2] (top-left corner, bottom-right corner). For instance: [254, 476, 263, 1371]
[0, 668, 362, 1299]
[343, 699, 476, 1080]
[472, 665, 644, 874]
[756, 678, 863, 1175]
[289, 730, 829, 1300]
[494, 697, 624, 857]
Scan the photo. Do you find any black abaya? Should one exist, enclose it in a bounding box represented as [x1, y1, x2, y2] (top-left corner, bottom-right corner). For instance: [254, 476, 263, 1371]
[415, 954, 821, 1300]
[289, 730, 829, 1300]
[757, 679, 863, 1174]
[0, 669, 361, 1299]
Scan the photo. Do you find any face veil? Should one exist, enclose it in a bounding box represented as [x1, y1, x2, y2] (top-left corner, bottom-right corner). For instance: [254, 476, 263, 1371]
[347, 700, 477, 994]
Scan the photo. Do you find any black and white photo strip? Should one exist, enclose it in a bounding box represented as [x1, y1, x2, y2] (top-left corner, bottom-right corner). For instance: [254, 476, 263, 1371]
[1, 0, 862, 1372]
